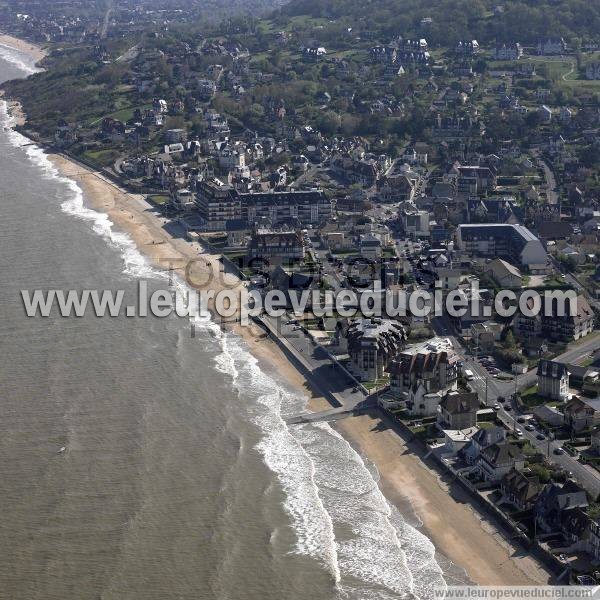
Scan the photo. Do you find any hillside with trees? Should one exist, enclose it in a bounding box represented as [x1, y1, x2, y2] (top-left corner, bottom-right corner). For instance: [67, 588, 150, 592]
[273, 0, 600, 47]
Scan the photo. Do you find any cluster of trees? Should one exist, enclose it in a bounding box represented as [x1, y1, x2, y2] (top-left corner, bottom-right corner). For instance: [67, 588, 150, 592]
[276, 0, 600, 46]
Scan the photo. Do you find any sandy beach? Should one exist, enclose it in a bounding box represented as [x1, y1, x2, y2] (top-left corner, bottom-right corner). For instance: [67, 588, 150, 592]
[0, 33, 47, 63]
[46, 152, 552, 588]
[3, 32, 553, 588]
[250, 337, 552, 586]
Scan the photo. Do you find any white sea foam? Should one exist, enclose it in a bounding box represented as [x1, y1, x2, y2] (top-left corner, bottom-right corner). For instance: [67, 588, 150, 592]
[0, 42, 40, 75]
[200, 319, 448, 599]
[0, 101, 165, 281]
[0, 54, 449, 598]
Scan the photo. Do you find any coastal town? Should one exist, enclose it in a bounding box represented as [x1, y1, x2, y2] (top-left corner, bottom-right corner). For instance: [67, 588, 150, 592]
[4, 0, 600, 588]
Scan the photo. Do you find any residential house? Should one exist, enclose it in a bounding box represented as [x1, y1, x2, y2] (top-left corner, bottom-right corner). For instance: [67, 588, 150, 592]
[500, 469, 542, 511]
[537, 360, 570, 402]
[389, 337, 459, 416]
[476, 442, 525, 482]
[492, 43, 523, 61]
[331, 155, 379, 187]
[456, 40, 480, 55]
[537, 38, 567, 56]
[564, 397, 600, 432]
[437, 391, 480, 429]
[535, 480, 588, 534]
[400, 207, 429, 238]
[485, 258, 523, 288]
[471, 321, 503, 353]
[586, 63, 600, 81]
[436, 268, 462, 293]
[559, 508, 600, 563]
[462, 426, 507, 464]
[380, 174, 415, 203]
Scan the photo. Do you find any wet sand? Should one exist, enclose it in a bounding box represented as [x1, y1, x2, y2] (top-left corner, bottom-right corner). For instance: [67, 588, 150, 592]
[5, 34, 552, 587]
[0, 33, 47, 63]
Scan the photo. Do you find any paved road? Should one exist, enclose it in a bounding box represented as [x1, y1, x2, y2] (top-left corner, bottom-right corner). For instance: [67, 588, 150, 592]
[100, 0, 113, 39]
[431, 313, 600, 496]
[532, 149, 559, 205]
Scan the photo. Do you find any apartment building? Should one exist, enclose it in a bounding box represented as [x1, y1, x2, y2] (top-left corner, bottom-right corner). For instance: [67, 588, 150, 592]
[346, 318, 406, 382]
[196, 179, 332, 231]
[514, 294, 594, 343]
[456, 223, 548, 272]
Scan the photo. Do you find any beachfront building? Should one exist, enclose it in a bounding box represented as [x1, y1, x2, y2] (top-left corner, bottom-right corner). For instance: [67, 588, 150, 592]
[437, 391, 480, 429]
[346, 318, 406, 382]
[456, 223, 549, 272]
[462, 426, 506, 464]
[388, 337, 459, 417]
[475, 442, 525, 482]
[499, 469, 542, 511]
[535, 480, 589, 535]
[248, 229, 305, 262]
[196, 178, 332, 231]
[536, 360, 570, 402]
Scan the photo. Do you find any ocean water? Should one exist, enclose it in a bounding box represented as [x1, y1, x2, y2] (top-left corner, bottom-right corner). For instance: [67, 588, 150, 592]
[0, 44, 456, 599]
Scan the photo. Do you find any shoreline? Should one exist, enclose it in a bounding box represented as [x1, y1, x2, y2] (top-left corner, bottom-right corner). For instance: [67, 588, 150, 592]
[0, 33, 47, 63]
[46, 152, 552, 587]
[0, 30, 553, 587]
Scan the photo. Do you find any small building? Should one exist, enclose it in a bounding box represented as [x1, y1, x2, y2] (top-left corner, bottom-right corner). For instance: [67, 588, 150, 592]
[500, 469, 542, 511]
[537, 360, 569, 402]
[484, 258, 523, 288]
[476, 442, 525, 482]
[438, 391, 480, 429]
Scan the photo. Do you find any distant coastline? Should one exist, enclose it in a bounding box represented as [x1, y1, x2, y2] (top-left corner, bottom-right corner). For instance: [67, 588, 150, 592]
[0, 31, 553, 588]
[0, 33, 47, 63]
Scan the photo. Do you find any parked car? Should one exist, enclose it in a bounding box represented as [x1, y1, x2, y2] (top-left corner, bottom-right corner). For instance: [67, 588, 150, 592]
[554, 447, 565, 455]
[536, 433, 546, 440]
[525, 424, 535, 431]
